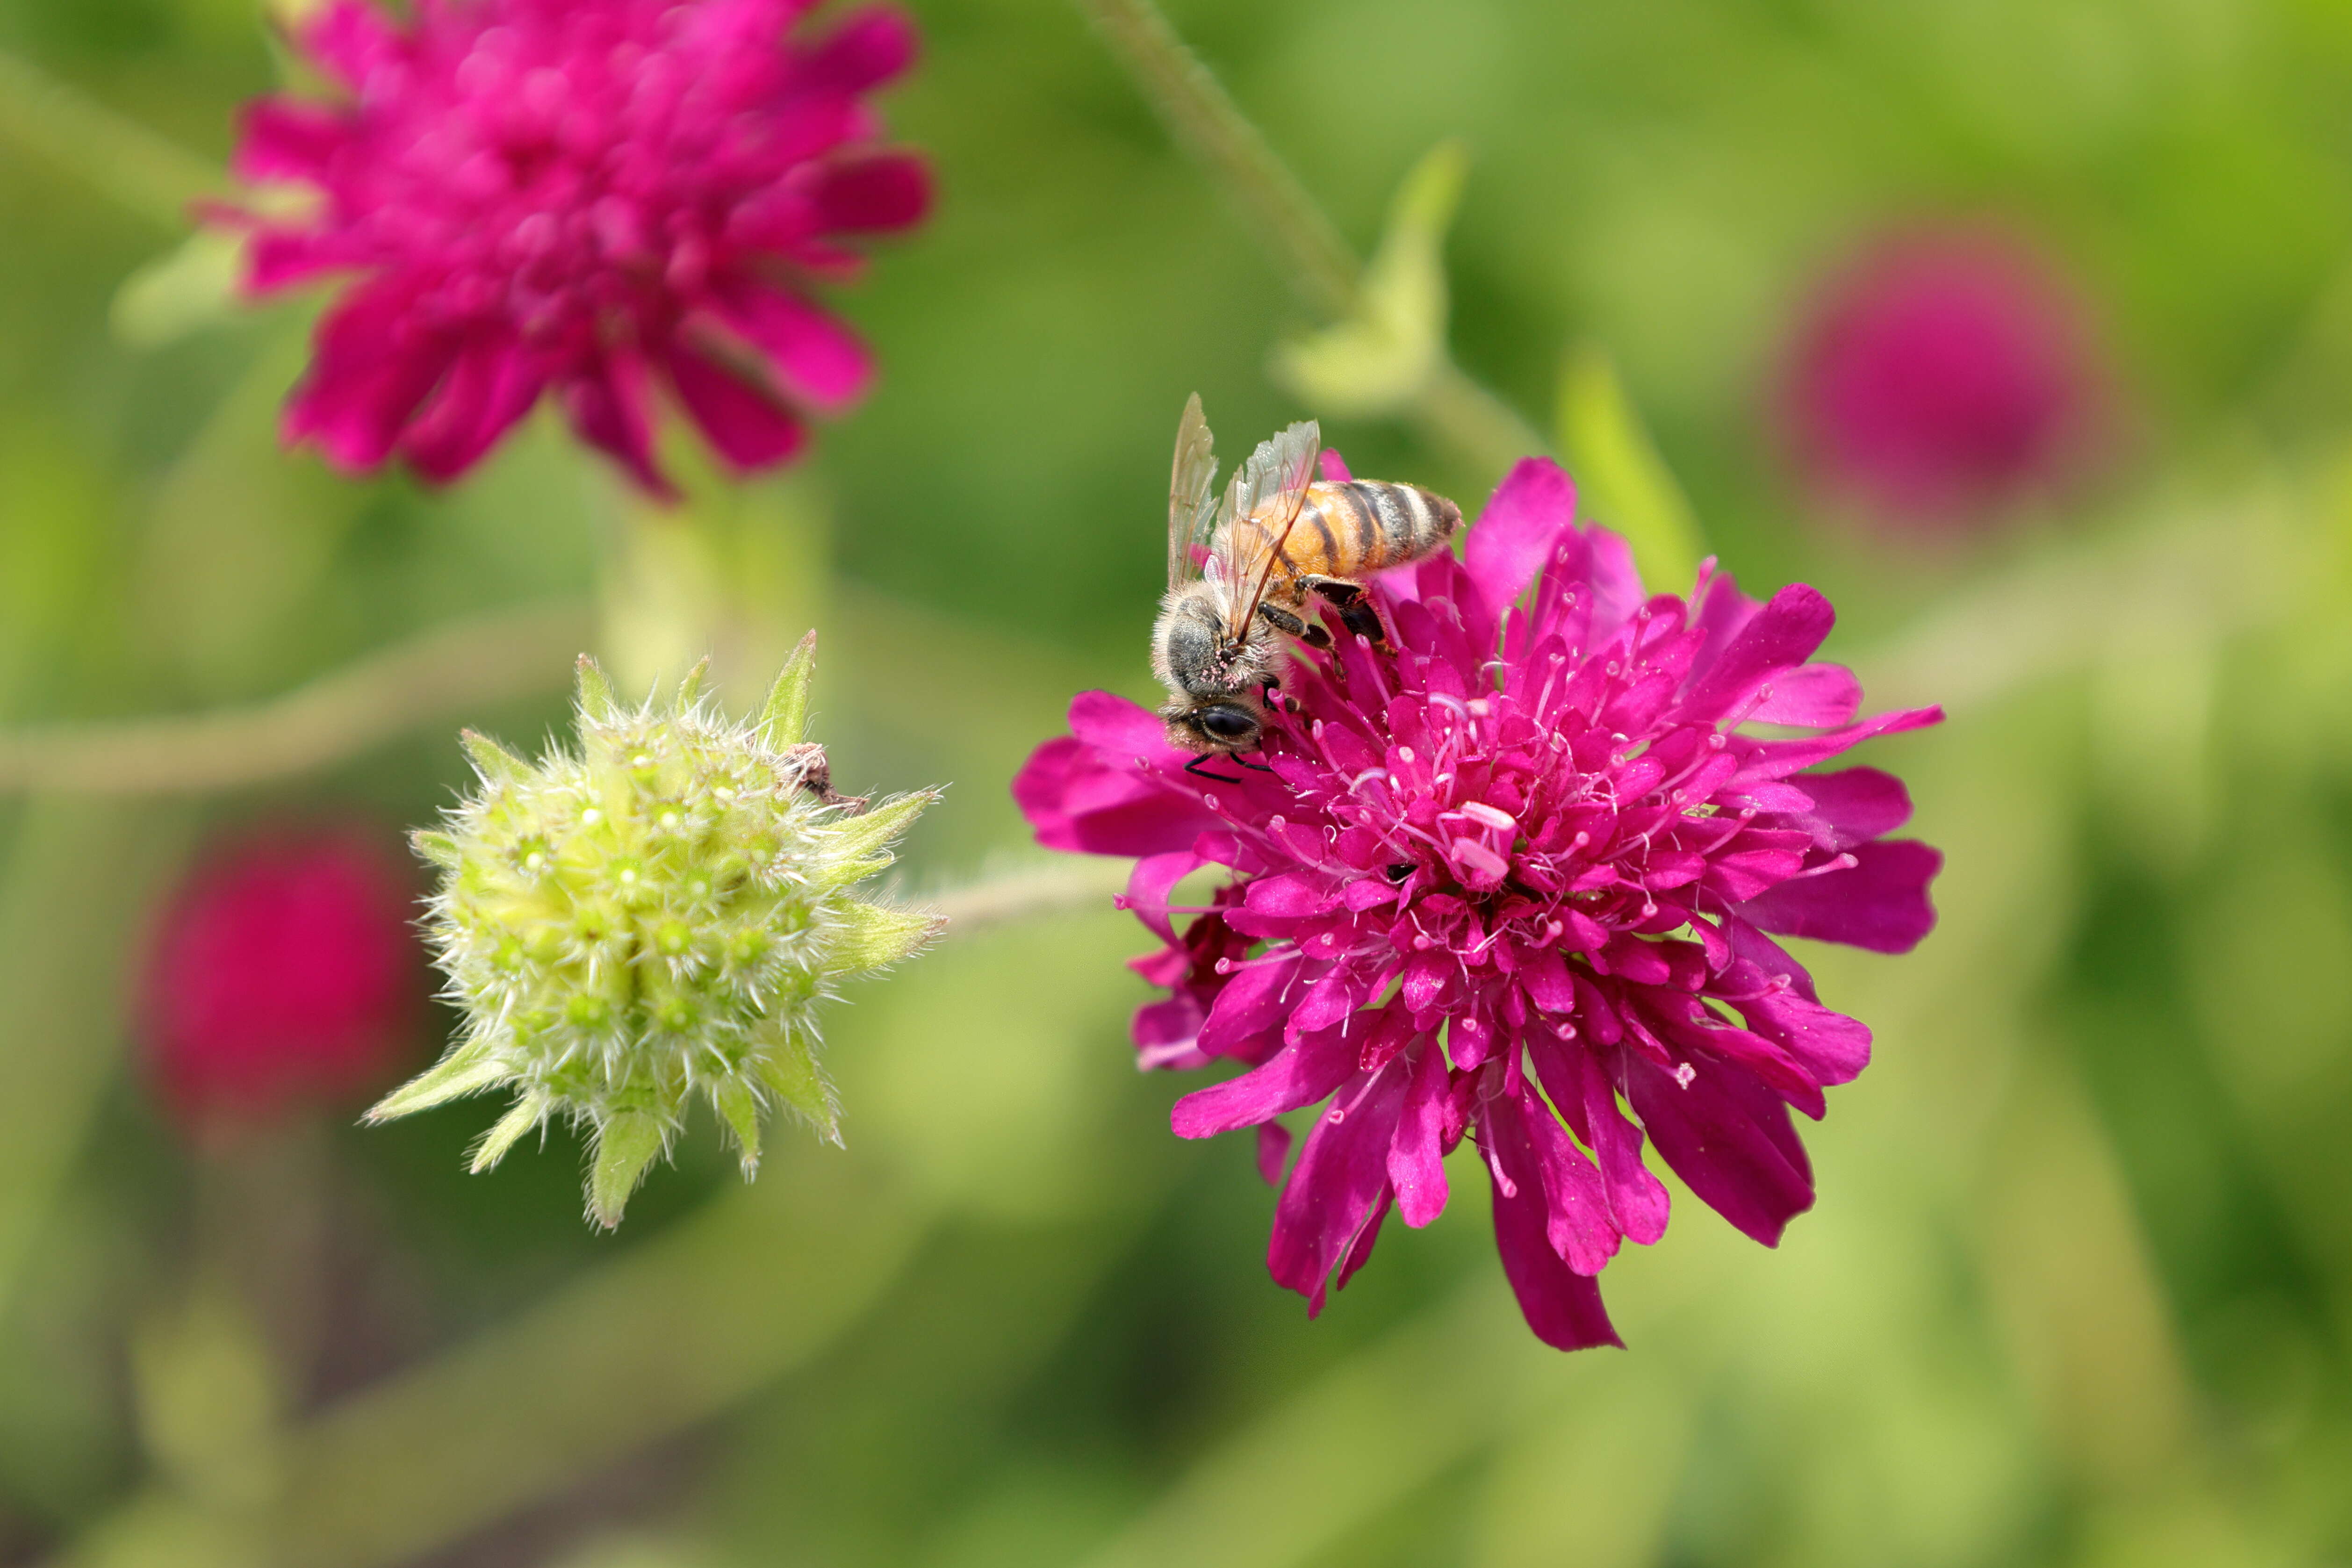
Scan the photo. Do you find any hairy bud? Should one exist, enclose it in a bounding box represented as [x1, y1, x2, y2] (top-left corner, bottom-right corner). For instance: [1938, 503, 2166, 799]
[370, 634, 941, 1227]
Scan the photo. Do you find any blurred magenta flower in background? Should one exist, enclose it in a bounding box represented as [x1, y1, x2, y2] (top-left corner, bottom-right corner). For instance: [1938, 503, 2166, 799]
[1015, 458, 1943, 1348]
[217, 0, 932, 493]
[1780, 222, 2111, 531]
[143, 821, 423, 1137]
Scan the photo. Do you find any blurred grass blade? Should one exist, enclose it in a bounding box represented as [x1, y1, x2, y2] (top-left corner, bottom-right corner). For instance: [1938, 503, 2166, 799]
[62, 1151, 932, 1568]
[1555, 345, 1706, 592]
[1271, 140, 1467, 418]
[0, 47, 223, 229]
[1077, 1280, 1582, 1568]
[0, 801, 191, 1317]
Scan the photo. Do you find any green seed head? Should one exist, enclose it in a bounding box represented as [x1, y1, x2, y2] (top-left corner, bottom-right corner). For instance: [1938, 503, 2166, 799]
[372, 634, 941, 1228]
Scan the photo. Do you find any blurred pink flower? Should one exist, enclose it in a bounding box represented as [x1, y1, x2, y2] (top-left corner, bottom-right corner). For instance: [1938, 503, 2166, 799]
[219, 0, 931, 493]
[1014, 458, 1942, 1348]
[1782, 223, 2109, 528]
[144, 822, 423, 1136]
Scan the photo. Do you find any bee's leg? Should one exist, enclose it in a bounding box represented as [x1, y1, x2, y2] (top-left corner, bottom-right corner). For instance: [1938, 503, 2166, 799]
[1184, 753, 1243, 784]
[1235, 754, 1276, 772]
[1256, 601, 1330, 650]
[1303, 576, 1388, 647]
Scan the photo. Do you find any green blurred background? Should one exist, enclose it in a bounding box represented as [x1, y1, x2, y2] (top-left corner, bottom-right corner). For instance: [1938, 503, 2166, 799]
[4, 0, 2352, 1564]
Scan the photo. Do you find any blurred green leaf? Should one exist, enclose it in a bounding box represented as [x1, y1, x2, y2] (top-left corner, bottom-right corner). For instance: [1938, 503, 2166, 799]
[1554, 345, 1706, 593]
[109, 230, 241, 350]
[1269, 140, 1467, 419]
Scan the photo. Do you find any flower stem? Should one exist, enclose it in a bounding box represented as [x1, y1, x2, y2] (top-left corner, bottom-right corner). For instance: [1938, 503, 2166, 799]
[1072, 0, 1546, 472]
[1076, 0, 1359, 318]
[923, 857, 1133, 938]
[595, 454, 834, 708]
[0, 602, 593, 795]
[1415, 361, 1549, 481]
[0, 47, 223, 230]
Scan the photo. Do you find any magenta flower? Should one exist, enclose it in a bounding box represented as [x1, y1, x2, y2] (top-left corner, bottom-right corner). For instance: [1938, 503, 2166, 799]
[1782, 223, 2108, 528]
[1014, 459, 1942, 1348]
[143, 822, 423, 1137]
[219, 0, 931, 493]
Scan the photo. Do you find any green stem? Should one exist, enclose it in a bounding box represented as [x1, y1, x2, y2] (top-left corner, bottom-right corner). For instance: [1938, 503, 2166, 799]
[0, 802, 193, 1320]
[1076, 0, 1359, 318]
[0, 47, 223, 229]
[923, 856, 1133, 939]
[1073, 0, 1545, 477]
[594, 440, 834, 707]
[1414, 361, 1548, 479]
[0, 602, 594, 795]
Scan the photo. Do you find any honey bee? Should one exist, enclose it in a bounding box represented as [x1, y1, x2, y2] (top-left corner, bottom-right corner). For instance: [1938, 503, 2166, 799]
[1151, 395, 1461, 766]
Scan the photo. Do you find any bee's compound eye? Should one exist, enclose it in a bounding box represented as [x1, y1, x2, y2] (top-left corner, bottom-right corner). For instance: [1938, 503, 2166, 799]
[1198, 705, 1257, 743]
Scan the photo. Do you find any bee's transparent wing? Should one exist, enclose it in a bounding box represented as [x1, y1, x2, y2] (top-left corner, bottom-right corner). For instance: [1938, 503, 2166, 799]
[1217, 419, 1322, 638]
[1167, 394, 1221, 590]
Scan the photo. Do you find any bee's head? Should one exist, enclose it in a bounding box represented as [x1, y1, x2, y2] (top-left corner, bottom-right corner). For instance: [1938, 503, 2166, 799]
[1162, 698, 1262, 754]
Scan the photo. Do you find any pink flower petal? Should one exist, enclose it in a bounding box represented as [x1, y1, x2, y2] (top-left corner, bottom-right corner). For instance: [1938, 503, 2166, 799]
[1787, 766, 1913, 849]
[559, 350, 670, 499]
[1748, 661, 1863, 727]
[1171, 1024, 1359, 1139]
[1576, 1046, 1670, 1245]
[800, 5, 919, 94]
[232, 99, 349, 183]
[667, 341, 810, 471]
[400, 336, 545, 483]
[282, 279, 453, 472]
[1674, 584, 1837, 725]
[1726, 704, 1945, 784]
[1267, 1062, 1408, 1314]
[1386, 1038, 1450, 1227]
[1625, 1051, 1813, 1246]
[711, 279, 874, 415]
[1487, 1100, 1623, 1351]
[1120, 851, 1201, 944]
[811, 152, 933, 233]
[1737, 837, 1943, 954]
[1256, 1121, 1293, 1185]
[1463, 458, 1576, 619]
[1069, 690, 1171, 757]
[1197, 950, 1302, 1061]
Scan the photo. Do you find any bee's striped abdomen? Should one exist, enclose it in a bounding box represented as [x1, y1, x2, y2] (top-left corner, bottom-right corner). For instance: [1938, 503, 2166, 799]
[1326, 481, 1459, 573]
[1251, 481, 1461, 585]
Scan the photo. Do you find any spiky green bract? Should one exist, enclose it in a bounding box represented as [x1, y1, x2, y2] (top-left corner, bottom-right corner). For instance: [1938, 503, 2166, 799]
[373, 648, 942, 1229]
